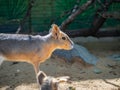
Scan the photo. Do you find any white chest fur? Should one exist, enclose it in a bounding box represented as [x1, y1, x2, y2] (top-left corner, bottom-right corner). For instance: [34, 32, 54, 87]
[0, 55, 5, 65]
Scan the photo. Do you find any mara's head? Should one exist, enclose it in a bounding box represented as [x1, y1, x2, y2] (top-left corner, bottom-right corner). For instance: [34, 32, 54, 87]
[49, 24, 74, 50]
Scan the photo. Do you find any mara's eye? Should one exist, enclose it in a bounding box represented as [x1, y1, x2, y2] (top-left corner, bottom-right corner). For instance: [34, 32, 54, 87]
[62, 37, 66, 40]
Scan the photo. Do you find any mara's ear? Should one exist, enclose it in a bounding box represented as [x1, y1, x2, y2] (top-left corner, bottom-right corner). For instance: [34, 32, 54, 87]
[37, 71, 47, 85]
[50, 24, 60, 39]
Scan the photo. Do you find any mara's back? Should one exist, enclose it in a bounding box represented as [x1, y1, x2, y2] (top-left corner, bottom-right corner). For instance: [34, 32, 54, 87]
[0, 34, 43, 62]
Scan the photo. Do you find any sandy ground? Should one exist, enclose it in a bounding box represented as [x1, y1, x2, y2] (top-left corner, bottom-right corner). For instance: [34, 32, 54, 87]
[0, 37, 120, 90]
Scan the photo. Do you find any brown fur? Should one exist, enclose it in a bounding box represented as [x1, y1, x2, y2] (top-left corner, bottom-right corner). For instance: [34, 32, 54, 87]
[0, 24, 74, 74]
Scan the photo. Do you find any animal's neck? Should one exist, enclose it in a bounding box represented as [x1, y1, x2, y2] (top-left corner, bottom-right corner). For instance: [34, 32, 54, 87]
[42, 33, 58, 56]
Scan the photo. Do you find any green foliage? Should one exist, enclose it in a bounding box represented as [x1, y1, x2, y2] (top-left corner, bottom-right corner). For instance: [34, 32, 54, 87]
[0, 0, 120, 32]
[32, 0, 120, 32]
[0, 0, 28, 22]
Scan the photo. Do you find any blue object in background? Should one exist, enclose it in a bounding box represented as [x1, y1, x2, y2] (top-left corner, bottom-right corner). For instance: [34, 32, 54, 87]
[54, 44, 99, 65]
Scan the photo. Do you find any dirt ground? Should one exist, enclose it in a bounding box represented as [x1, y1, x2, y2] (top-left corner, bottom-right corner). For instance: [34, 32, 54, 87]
[0, 37, 120, 90]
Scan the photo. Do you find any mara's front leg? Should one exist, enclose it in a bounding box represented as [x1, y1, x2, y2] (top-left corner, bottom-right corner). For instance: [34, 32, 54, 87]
[32, 62, 40, 74]
[32, 61, 44, 85]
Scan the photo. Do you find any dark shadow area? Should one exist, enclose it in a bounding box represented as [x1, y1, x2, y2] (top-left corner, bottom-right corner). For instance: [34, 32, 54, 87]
[0, 24, 18, 33]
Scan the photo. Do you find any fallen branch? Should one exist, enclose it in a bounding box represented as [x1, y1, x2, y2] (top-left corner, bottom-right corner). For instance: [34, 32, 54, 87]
[37, 28, 120, 37]
[114, 0, 120, 2]
[101, 12, 120, 19]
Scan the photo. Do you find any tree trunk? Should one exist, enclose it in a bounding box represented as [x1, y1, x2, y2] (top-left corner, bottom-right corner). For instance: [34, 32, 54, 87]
[16, 0, 35, 34]
[60, 0, 95, 31]
[37, 28, 120, 37]
[88, 0, 113, 36]
[64, 29, 120, 37]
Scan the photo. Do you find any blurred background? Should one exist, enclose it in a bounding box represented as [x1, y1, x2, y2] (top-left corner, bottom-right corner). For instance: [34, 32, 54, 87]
[0, 0, 119, 36]
[0, 1, 120, 90]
